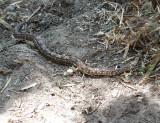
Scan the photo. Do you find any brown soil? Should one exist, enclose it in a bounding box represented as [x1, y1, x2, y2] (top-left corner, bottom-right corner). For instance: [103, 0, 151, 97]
[0, 0, 160, 123]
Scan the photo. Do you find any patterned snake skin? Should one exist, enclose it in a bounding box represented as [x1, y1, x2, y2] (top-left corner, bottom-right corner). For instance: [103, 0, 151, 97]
[14, 22, 130, 76]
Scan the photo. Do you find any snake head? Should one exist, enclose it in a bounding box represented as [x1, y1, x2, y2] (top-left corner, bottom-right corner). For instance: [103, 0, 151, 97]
[116, 63, 132, 71]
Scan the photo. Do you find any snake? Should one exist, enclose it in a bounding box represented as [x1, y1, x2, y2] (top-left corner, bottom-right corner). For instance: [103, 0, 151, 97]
[13, 21, 130, 76]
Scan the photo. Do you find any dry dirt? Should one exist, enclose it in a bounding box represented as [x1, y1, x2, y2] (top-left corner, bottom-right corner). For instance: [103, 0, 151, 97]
[0, 0, 160, 123]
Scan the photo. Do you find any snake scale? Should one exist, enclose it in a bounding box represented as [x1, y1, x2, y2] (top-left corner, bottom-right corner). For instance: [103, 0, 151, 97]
[14, 22, 130, 76]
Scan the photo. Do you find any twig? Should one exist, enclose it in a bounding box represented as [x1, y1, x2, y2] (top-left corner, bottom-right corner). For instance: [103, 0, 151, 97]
[26, 5, 42, 22]
[10, 1, 23, 6]
[0, 77, 12, 94]
[0, 18, 13, 30]
[87, 103, 102, 115]
[120, 81, 139, 91]
[0, 69, 13, 75]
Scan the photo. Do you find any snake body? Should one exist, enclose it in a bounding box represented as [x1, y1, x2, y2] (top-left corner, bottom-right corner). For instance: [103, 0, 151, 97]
[14, 22, 130, 76]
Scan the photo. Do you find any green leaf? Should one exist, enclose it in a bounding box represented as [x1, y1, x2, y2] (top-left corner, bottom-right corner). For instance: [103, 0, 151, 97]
[0, 15, 6, 19]
[147, 65, 154, 68]
[150, 70, 154, 75]
[139, 68, 145, 73]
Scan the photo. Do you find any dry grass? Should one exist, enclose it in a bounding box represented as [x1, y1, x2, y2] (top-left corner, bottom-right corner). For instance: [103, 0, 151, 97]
[96, 0, 160, 83]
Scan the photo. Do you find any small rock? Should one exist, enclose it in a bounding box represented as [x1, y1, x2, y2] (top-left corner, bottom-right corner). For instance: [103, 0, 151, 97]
[112, 90, 119, 97]
[137, 96, 144, 102]
[64, 69, 74, 76]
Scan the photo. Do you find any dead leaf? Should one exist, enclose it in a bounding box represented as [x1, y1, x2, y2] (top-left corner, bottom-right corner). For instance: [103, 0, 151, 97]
[121, 75, 131, 83]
